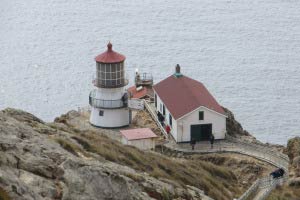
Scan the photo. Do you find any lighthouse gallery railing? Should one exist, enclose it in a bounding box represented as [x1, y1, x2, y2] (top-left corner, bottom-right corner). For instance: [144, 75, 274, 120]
[89, 93, 127, 109]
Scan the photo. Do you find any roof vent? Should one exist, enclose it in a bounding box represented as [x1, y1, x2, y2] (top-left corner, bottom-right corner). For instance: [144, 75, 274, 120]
[107, 42, 113, 52]
[174, 64, 183, 78]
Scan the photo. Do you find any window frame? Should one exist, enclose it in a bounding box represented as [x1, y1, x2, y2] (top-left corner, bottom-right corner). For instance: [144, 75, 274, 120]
[199, 111, 204, 120]
[99, 110, 104, 116]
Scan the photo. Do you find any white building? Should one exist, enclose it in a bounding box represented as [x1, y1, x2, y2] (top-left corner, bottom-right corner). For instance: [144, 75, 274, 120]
[153, 65, 227, 143]
[89, 43, 130, 128]
[120, 128, 158, 150]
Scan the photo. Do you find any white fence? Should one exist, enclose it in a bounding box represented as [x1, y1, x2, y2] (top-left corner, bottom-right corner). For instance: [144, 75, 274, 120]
[163, 134, 289, 200]
[237, 179, 260, 200]
[144, 100, 168, 138]
[226, 135, 289, 171]
[237, 176, 287, 200]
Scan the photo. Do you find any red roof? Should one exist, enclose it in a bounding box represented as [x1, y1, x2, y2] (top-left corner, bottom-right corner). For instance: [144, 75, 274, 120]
[120, 128, 158, 141]
[128, 86, 149, 99]
[95, 42, 126, 63]
[153, 75, 225, 120]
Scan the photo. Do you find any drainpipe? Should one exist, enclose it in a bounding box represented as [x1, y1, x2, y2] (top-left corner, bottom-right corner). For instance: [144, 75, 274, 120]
[180, 120, 184, 142]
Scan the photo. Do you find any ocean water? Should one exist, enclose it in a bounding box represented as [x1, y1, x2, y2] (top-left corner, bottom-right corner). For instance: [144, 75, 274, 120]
[0, 0, 299, 145]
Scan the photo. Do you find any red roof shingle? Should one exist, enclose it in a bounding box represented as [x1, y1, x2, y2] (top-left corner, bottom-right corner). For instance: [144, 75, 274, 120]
[120, 128, 158, 141]
[127, 86, 148, 99]
[95, 42, 126, 63]
[153, 75, 225, 120]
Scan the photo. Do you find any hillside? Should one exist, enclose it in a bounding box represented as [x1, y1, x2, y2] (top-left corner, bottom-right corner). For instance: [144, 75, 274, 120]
[0, 108, 274, 200]
[266, 137, 300, 200]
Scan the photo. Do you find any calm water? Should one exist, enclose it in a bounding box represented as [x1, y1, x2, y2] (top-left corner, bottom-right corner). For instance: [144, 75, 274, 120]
[1, 0, 300, 144]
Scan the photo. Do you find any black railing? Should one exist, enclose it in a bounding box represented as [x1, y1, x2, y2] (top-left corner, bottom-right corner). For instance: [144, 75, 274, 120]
[135, 73, 153, 86]
[89, 94, 127, 109]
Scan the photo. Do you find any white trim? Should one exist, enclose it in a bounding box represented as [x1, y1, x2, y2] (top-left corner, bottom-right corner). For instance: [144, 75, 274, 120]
[177, 105, 227, 121]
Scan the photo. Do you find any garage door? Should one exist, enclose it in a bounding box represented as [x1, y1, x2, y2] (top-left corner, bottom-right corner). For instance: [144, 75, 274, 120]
[190, 124, 212, 141]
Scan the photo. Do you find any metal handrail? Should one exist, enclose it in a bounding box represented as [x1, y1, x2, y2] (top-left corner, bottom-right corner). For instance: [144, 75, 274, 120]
[259, 176, 287, 200]
[237, 176, 286, 200]
[144, 100, 168, 138]
[226, 135, 289, 162]
[238, 179, 260, 200]
[140, 73, 153, 81]
[89, 93, 127, 109]
[163, 136, 289, 200]
[135, 73, 153, 86]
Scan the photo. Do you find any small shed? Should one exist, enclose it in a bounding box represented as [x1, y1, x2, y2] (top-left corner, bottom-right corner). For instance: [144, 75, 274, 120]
[120, 128, 158, 150]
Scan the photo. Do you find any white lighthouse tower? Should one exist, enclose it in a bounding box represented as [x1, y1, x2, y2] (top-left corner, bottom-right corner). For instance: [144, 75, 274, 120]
[89, 42, 130, 128]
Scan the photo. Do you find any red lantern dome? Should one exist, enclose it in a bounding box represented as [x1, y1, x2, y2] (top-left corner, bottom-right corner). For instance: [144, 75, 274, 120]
[95, 42, 126, 63]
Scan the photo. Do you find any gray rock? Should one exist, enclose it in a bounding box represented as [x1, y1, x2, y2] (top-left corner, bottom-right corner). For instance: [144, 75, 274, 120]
[0, 108, 210, 200]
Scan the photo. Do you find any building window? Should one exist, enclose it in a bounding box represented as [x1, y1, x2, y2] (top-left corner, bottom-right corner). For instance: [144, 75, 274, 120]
[160, 103, 162, 112]
[99, 110, 104, 116]
[163, 105, 166, 115]
[169, 114, 172, 127]
[155, 94, 157, 108]
[199, 111, 204, 120]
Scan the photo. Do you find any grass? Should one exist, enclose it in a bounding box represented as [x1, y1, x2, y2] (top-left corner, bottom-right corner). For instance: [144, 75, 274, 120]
[0, 187, 11, 200]
[266, 185, 300, 200]
[67, 131, 240, 200]
[161, 188, 173, 200]
[54, 137, 90, 158]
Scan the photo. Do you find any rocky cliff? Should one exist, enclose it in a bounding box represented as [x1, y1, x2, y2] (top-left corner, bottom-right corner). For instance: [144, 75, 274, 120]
[0, 107, 285, 200]
[0, 108, 213, 200]
[223, 107, 250, 137]
[0, 108, 253, 200]
[286, 137, 300, 184]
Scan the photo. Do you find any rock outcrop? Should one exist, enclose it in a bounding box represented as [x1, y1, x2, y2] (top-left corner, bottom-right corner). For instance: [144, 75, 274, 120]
[223, 107, 250, 137]
[0, 108, 214, 200]
[267, 137, 300, 200]
[285, 137, 300, 179]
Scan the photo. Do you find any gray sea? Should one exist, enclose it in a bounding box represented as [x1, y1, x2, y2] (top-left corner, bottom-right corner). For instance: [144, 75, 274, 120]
[1, 0, 300, 145]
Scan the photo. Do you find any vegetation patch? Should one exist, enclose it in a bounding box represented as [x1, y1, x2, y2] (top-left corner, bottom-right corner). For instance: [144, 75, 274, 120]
[161, 188, 174, 200]
[54, 137, 90, 158]
[266, 185, 300, 200]
[285, 137, 300, 161]
[68, 131, 241, 200]
[0, 187, 11, 200]
[124, 173, 145, 182]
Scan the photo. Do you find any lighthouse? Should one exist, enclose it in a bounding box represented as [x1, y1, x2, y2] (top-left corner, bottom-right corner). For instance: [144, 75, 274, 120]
[89, 42, 130, 128]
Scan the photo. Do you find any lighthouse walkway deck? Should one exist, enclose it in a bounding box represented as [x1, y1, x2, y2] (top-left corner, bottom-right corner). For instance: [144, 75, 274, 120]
[143, 100, 289, 200]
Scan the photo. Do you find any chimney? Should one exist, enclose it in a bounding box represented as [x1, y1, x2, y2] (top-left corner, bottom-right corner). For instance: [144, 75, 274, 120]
[174, 64, 183, 78]
[175, 64, 180, 73]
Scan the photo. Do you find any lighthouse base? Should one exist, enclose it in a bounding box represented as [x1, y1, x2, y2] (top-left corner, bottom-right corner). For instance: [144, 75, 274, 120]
[90, 107, 130, 128]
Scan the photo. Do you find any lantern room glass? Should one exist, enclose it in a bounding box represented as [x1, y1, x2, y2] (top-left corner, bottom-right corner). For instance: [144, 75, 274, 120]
[96, 62, 126, 88]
